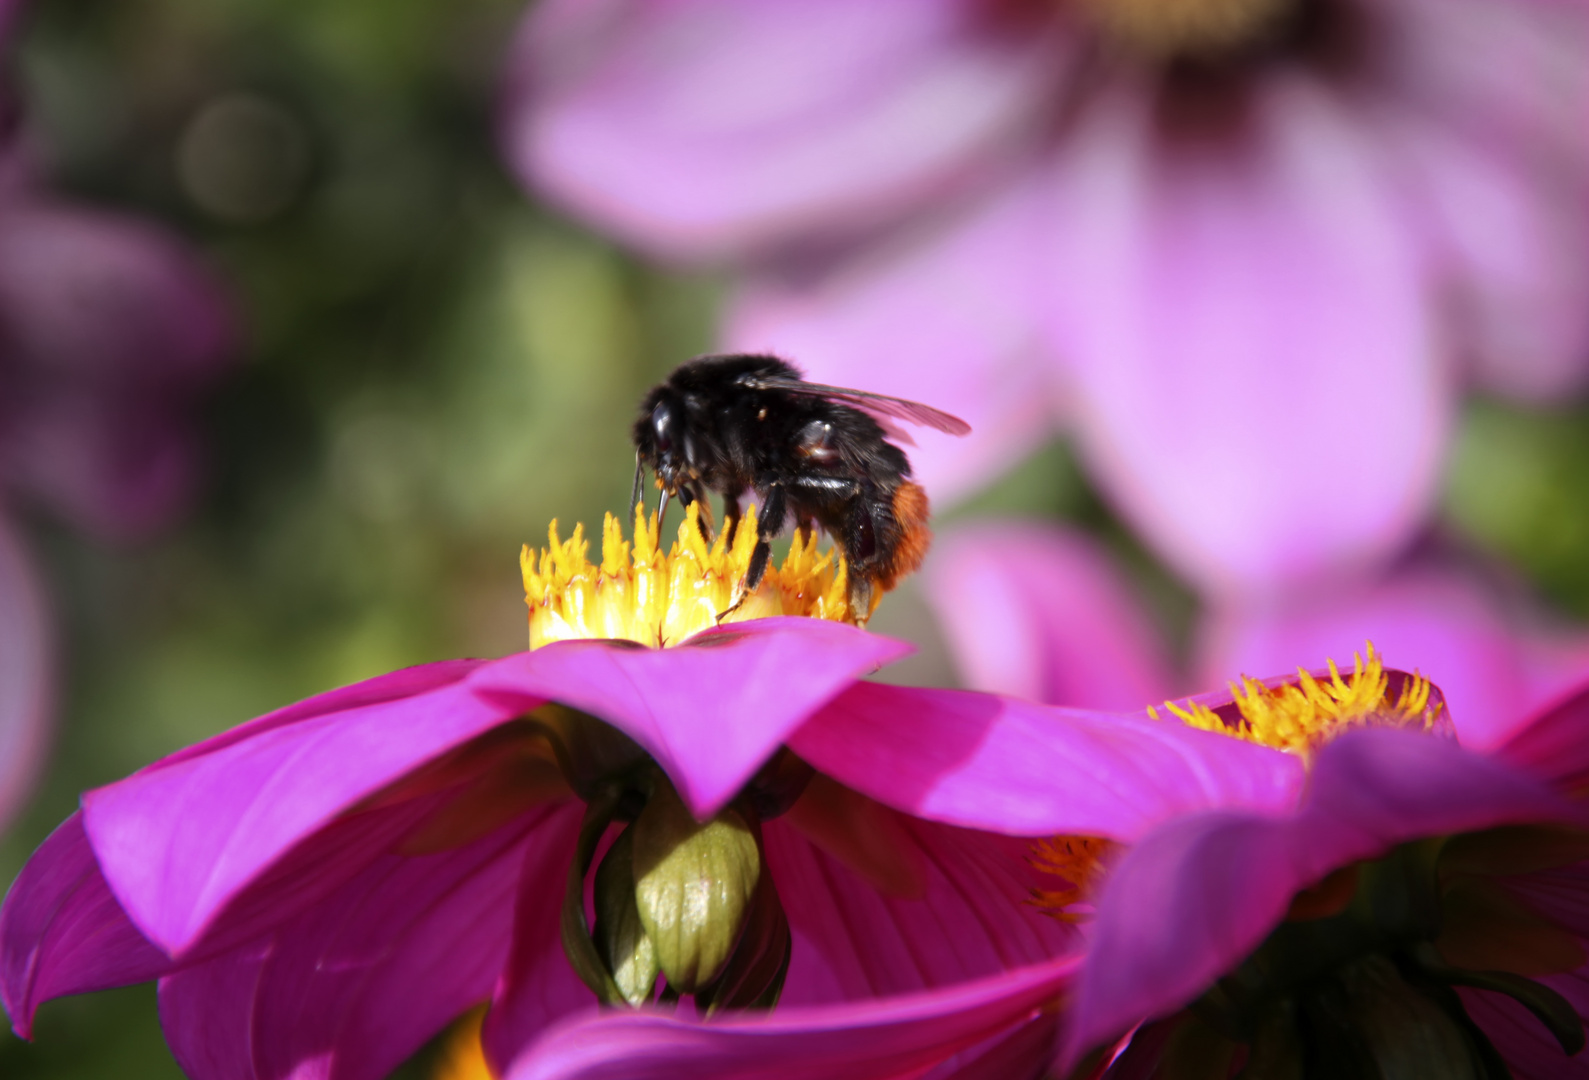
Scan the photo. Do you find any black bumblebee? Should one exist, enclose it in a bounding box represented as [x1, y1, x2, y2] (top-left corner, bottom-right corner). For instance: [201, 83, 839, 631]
[632, 353, 971, 617]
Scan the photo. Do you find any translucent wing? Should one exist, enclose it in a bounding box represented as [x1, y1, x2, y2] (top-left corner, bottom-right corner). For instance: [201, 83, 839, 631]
[739, 376, 972, 436]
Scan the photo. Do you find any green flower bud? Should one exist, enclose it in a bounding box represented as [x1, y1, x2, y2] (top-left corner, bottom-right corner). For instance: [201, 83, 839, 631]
[631, 777, 761, 994]
[592, 826, 661, 1007]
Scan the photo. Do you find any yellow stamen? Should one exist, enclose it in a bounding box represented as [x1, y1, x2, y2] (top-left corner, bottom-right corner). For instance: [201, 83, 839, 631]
[433, 1008, 492, 1080]
[1028, 835, 1115, 922]
[521, 503, 857, 649]
[1156, 644, 1442, 755]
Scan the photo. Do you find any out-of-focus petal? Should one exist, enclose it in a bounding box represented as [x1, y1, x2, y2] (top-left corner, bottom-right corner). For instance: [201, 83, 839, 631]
[480, 807, 589, 1074]
[499, 953, 1080, 1080]
[504, 0, 1064, 262]
[1, 813, 171, 1037]
[0, 518, 50, 831]
[471, 618, 911, 820]
[1040, 77, 1448, 599]
[922, 521, 1173, 709]
[1063, 728, 1574, 1064]
[723, 181, 1059, 503]
[0, 203, 234, 538]
[767, 809, 1075, 1005]
[1379, 0, 1589, 399]
[1194, 565, 1589, 751]
[157, 806, 565, 1080]
[1495, 682, 1589, 795]
[789, 681, 1304, 841]
[81, 664, 519, 955]
[1460, 986, 1589, 1080]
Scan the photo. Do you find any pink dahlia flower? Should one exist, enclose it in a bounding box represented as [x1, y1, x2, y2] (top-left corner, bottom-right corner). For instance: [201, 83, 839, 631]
[0, 152, 235, 831]
[0, 512, 1298, 1080]
[503, 0, 1589, 599]
[1064, 663, 1589, 1077]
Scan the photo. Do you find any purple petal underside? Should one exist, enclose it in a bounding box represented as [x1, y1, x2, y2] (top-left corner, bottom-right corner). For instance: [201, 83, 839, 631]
[470, 618, 910, 820]
[790, 681, 1303, 841]
[81, 660, 517, 954]
[157, 804, 573, 1080]
[0, 813, 171, 1037]
[500, 953, 1081, 1080]
[1064, 728, 1578, 1065]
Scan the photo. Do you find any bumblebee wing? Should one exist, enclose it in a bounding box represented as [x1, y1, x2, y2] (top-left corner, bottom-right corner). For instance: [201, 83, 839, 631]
[740, 376, 972, 436]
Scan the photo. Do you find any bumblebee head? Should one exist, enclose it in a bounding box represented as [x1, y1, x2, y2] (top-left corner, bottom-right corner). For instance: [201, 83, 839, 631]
[634, 387, 685, 490]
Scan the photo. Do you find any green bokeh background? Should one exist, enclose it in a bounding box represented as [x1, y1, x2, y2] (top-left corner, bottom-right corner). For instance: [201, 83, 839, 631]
[2, 1, 1586, 1076]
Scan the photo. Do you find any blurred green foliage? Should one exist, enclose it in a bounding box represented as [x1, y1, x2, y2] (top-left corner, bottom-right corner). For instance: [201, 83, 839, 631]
[3, 1, 1588, 1078]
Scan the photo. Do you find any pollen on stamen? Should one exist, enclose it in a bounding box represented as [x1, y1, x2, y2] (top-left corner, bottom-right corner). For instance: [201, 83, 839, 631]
[1027, 835, 1115, 923]
[1149, 643, 1444, 755]
[521, 503, 858, 649]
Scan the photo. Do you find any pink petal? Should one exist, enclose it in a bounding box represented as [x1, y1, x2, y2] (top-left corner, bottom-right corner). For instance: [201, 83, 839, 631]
[1194, 564, 1585, 752]
[1495, 681, 1589, 794]
[1377, 0, 1589, 399]
[470, 618, 911, 820]
[481, 808, 592, 1074]
[0, 518, 51, 831]
[503, 0, 1064, 262]
[1039, 76, 1447, 599]
[157, 805, 567, 1080]
[789, 681, 1304, 841]
[81, 662, 523, 954]
[765, 812, 1075, 1006]
[1460, 986, 1589, 1080]
[0, 813, 171, 1037]
[922, 521, 1173, 710]
[499, 955, 1080, 1080]
[1064, 728, 1575, 1064]
[0, 202, 234, 539]
[723, 179, 1059, 503]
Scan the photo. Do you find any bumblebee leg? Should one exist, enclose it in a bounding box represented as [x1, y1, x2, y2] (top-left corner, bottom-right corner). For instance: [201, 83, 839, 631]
[722, 492, 743, 546]
[679, 484, 713, 541]
[719, 483, 785, 621]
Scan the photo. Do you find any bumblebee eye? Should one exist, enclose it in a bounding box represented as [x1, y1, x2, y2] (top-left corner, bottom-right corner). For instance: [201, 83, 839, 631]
[651, 402, 675, 455]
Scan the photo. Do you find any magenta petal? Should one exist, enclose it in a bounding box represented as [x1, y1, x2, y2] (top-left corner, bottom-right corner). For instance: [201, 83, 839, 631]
[504, 0, 1062, 262]
[1496, 681, 1589, 794]
[765, 814, 1075, 1006]
[156, 806, 562, 1080]
[1040, 78, 1447, 598]
[923, 521, 1173, 710]
[500, 955, 1080, 1080]
[481, 806, 590, 1074]
[81, 662, 519, 954]
[723, 180, 1059, 503]
[0, 519, 52, 832]
[790, 681, 1303, 840]
[0, 813, 172, 1037]
[1064, 728, 1575, 1063]
[470, 618, 911, 819]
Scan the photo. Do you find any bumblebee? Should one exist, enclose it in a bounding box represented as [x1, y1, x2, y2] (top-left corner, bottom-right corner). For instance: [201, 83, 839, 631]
[632, 353, 971, 617]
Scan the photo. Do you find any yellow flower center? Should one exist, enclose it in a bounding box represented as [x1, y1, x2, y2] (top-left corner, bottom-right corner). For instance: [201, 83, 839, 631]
[1028, 835, 1115, 921]
[1149, 644, 1442, 755]
[521, 503, 859, 649]
[1079, 0, 1294, 57]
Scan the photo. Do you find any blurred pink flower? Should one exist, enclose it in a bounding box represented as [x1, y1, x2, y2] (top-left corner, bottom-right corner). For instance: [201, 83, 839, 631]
[924, 519, 1589, 751]
[0, 174, 234, 832]
[504, 0, 1589, 598]
[2, 617, 1308, 1080]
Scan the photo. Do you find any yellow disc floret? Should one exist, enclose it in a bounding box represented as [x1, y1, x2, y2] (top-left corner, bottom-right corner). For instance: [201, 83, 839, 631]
[521, 503, 857, 649]
[1149, 643, 1442, 755]
[1028, 835, 1115, 922]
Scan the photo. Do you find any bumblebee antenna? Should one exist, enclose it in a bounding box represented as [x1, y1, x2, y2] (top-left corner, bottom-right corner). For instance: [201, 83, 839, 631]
[629, 452, 644, 520]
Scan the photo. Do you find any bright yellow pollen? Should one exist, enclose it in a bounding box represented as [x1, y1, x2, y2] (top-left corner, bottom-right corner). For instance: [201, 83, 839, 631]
[1028, 835, 1114, 922]
[521, 503, 857, 649]
[432, 1009, 490, 1080]
[1148, 643, 1441, 755]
